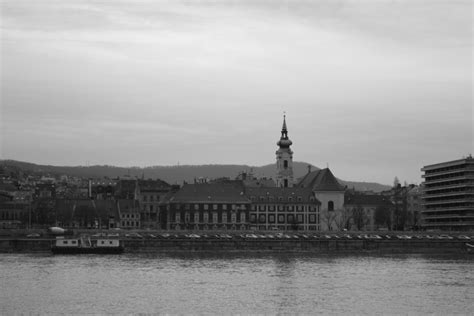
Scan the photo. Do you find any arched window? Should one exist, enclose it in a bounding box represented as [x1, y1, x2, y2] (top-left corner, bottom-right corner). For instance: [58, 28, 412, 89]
[328, 201, 334, 211]
[283, 160, 288, 168]
[284, 179, 288, 187]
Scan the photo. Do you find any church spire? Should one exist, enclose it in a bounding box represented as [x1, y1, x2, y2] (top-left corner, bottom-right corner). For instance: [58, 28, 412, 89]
[281, 114, 288, 136]
[277, 114, 292, 148]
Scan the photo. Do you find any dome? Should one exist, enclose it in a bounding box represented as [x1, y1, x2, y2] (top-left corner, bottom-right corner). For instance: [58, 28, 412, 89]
[277, 138, 292, 148]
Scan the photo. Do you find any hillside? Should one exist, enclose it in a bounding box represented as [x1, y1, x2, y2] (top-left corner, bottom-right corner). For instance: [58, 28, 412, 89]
[0, 160, 391, 192]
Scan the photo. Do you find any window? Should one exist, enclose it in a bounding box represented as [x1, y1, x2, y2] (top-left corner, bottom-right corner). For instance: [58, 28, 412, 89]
[309, 214, 316, 223]
[297, 214, 304, 223]
[284, 179, 288, 187]
[250, 214, 256, 223]
[288, 197, 293, 202]
[213, 212, 218, 223]
[259, 214, 266, 223]
[203, 212, 209, 223]
[194, 212, 200, 223]
[204, 204, 209, 210]
[284, 160, 288, 168]
[150, 195, 154, 201]
[278, 215, 285, 223]
[222, 204, 227, 210]
[194, 204, 199, 210]
[213, 204, 218, 210]
[175, 213, 181, 222]
[240, 212, 245, 222]
[268, 214, 275, 223]
[185, 204, 190, 210]
[143, 195, 148, 202]
[297, 197, 302, 202]
[328, 201, 334, 211]
[222, 212, 227, 223]
[231, 213, 236, 223]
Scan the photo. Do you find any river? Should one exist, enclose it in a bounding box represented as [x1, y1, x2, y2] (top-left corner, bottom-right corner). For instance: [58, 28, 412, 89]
[0, 253, 472, 314]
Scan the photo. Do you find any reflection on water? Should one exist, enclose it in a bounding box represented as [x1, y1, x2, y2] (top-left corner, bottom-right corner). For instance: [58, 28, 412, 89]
[0, 253, 472, 314]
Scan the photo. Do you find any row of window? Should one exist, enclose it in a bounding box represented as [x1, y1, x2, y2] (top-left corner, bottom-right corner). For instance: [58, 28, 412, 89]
[142, 195, 160, 202]
[0, 211, 27, 220]
[251, 205, 317, 212]
[175, 212, 246, 223]
[121, 221, 139, 227]
[250, 196, 313, 202]
[175, 204, 247, 211]
[121, 213, 139, 219]
[249, 214, 320, 224]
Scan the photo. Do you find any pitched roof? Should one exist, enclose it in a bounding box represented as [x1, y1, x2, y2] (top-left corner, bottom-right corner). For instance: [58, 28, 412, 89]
[169, 182, 250, 203]
[244, 186, 320, 204]
[296, 168, 345, 191]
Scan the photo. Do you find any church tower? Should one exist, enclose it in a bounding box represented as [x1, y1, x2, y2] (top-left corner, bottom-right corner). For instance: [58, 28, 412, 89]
[276, 115, 294, 187]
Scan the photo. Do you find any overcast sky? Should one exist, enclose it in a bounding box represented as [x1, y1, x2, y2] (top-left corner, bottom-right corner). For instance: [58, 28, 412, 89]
[1, 0, 472, 185]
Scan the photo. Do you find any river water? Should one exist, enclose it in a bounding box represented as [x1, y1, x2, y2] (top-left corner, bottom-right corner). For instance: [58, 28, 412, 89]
[0, 253, 472, 314]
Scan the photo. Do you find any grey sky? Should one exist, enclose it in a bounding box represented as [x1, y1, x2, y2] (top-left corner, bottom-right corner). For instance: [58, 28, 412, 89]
[1, 0, 472, 185]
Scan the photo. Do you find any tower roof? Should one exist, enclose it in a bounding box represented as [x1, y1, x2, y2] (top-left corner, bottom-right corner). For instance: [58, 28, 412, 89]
[277, 114, 292, 148]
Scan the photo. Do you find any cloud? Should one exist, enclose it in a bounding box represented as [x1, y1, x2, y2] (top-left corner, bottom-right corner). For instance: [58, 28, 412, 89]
[1, 0, 472, 184]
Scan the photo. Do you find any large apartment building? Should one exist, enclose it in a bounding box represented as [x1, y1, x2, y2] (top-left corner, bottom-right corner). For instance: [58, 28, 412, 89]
[421, 156, 474, 231]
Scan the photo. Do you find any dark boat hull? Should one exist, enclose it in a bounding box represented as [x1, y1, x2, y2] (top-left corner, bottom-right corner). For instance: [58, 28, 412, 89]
[52, 247, 124, 254]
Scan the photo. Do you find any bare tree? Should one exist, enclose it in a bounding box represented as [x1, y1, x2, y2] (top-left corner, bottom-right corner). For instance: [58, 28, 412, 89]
[334, 208, 351, 231]
[321, 210, 337, 231]
[374, 205, 391, 230]
[351, 205, 369, 231]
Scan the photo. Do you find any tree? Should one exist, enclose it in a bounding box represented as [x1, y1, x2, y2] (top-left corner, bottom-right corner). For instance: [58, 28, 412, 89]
[321, 210, 337, 231]
[351, 205, 369, 231]
[374, 205, 391, 230]
[334, 209, 351, 231]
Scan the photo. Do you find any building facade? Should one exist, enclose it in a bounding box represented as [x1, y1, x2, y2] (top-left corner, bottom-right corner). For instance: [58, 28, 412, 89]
[166, 182, 251, 230]
[245, 187, 321, 231]
[421, 156, 474, 231]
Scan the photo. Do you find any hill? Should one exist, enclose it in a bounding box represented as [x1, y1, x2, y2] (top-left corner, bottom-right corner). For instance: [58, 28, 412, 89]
[0, 160, 391, 192]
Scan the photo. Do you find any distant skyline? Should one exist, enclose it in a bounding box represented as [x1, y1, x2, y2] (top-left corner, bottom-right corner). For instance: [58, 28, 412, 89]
[1, 0, 472, 185]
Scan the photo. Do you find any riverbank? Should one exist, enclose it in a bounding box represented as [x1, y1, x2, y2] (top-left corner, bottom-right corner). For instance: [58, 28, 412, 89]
[0, 237, 471, 254]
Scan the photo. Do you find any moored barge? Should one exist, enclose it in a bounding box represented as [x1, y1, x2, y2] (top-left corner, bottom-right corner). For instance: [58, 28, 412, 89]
[51, 236, 124, 254]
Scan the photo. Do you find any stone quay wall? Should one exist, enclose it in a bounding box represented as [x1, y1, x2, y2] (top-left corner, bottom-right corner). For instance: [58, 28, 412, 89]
[0, 238, 470, 254]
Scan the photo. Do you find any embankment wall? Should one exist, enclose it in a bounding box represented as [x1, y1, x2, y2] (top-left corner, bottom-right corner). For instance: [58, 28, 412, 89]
[0, 238, 470, 254]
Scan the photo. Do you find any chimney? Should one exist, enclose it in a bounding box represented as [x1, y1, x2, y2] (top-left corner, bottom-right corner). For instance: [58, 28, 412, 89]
[307, 165, 312, 174]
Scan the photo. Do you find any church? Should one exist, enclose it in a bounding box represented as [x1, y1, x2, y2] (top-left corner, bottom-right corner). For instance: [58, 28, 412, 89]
[274, 115, 346, 230]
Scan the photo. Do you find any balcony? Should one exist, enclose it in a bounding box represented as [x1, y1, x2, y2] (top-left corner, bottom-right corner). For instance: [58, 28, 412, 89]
[422, 214, 474, 220]
[423, 182, 474, 192]
[422, 167, 472, 178]
[422, 205, 474, 212]
[423, 175, 472, 185]
[421, 221, 474, 227]
[422, 198, 474, 206]
[423, 191, 474, 199]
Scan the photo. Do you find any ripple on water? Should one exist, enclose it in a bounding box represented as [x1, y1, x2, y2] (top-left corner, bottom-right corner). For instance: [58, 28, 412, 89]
[0, 253, 472, 314]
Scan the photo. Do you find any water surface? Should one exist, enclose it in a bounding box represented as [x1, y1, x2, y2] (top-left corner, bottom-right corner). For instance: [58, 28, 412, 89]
[1, 253, 472, 314]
